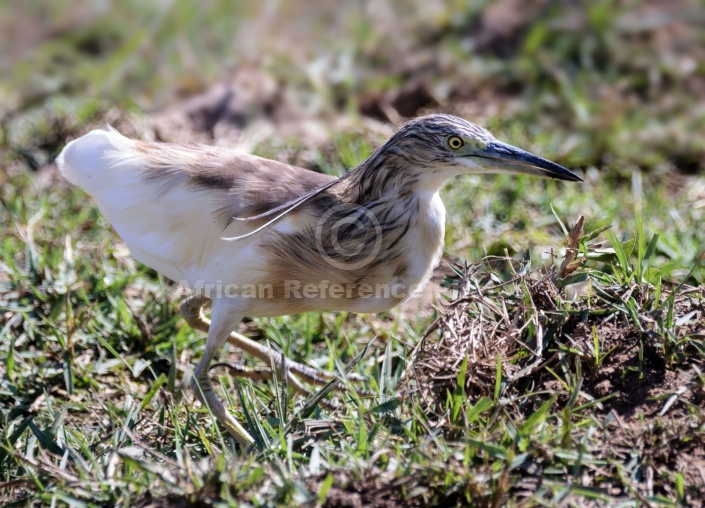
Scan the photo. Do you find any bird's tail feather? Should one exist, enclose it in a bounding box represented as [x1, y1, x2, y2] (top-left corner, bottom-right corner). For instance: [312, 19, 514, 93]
[56, 127, 136, 195]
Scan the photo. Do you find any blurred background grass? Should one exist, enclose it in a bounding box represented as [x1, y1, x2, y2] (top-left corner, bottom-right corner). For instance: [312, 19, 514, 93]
[1, 0, 704, 279]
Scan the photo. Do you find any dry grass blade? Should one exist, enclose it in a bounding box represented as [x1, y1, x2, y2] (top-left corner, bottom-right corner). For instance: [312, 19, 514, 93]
[558, 215, 585, 278]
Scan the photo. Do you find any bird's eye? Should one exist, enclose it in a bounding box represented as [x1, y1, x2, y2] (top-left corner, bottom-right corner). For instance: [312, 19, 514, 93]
[448, 136, 464, 149]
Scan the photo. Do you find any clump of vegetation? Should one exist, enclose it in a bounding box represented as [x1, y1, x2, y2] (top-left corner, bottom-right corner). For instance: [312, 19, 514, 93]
[403, 218, 704, 504]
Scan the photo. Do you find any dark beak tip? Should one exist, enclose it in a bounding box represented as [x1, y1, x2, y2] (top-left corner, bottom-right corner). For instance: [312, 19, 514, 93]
[544, 170, 583, 182]
[569, 172, 584, 183]
[551, 165, 583, 183]
[560, 172, 583, 183]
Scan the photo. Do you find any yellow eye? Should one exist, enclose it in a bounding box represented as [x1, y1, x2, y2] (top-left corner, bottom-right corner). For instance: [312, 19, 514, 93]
[448, 136, 464, 149]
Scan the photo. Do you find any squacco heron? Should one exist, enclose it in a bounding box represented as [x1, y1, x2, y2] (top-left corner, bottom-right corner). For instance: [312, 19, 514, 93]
[57, 114, 581, 446]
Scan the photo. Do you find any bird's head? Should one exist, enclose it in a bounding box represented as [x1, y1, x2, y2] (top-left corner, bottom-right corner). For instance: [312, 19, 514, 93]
[374, 114, 582, 190]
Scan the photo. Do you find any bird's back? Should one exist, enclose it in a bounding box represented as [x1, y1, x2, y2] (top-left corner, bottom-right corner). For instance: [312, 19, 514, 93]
[57, 129, 333, 285]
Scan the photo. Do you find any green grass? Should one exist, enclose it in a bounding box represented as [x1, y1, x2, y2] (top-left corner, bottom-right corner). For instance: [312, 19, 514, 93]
[2, 1, 705, 506]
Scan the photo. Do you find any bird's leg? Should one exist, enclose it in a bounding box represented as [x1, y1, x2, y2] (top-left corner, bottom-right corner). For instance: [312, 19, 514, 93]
[184, 296, 254, 447]
[224, 330, 371, 402]
[181, 295, 365, 394]
[182, 296, 330, 411]
[209, 361, 339, 410]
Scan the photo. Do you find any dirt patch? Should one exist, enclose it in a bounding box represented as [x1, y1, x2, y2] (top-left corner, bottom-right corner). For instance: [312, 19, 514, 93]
[558, 286, 705, 417]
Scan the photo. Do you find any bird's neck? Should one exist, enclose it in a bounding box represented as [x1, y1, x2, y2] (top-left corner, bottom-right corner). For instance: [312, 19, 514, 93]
[335, 163, 447, 275]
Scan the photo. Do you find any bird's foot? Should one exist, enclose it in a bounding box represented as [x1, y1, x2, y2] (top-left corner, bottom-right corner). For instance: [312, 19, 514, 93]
[190, 373, 255, 448]
[209, 361, 338, 410]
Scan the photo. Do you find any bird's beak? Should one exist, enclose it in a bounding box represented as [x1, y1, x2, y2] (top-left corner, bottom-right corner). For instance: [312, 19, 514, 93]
[468, 141, 583, 182]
